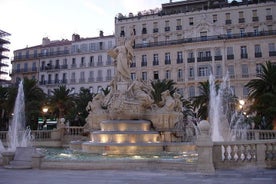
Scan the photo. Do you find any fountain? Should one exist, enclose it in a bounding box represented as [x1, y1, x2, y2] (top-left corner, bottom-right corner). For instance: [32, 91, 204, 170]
[71, 32, 196, 155]
[209, 74, 249, 142]
[0, 80, 32, 153]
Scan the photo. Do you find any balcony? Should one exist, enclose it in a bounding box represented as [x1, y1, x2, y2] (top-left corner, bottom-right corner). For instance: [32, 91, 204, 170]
[197, 56, 212, 62]
[239, 18, 245, 23]
[70, 79, 76, 83]
[241, 53, 248, 59]
[252, 17, 259, 22]
[165, 59, 171, 65]
[214, 56, 222, 61]
[177, 58, 183, 64]
[153, 60, 159, 66]
[96, 77, 103, 82]
[134, 30, 276, 49]
[165, 27, 170, 32]
[79, 78, 86, 83]
[130, 62, 136, 67]
[227, 55, 234, 60]
[153, 28, 158, 33]
[13, 50, 70, 61]
[88, 77, 95, 82]
[269, 51, 276, 56]
[225, 20, 232, 25]
[141, 61, 147, 67]
[187, 58, 195, 63]
[266, 15, 273, 21]
[255, 52, 262, 58]
[176, 25, 182, 31]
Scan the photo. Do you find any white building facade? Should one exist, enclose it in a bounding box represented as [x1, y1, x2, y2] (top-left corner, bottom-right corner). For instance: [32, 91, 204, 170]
[12, 33, 115, 94]
[115, 0, 276, 99]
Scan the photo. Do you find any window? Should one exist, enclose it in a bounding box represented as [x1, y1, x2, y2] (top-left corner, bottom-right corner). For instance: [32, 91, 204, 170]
[142, 72, 147, 81]
[153, 22, 158, 33]
[241, 64, 249, 77]
[254, 26, 259, 36]
[200, 31, 207, 41]
[24, 63, 28, 72]
[239, 11, 245, 23]
[80, 71, 85, 82]
[131, 73, 136, 80]
[153, 54, 159, 65]
[81, 57, 85, 67]
[225, 13, 231, 24]
[176, 19, 182, 30]
[187, 52, 194, 63]
[177, 51, 183, 63]
[227, 47, 234, 60]
[241, 46, 248, 59]
[142, 24, 147, 34]
[97, 70, 103, 81]
[141, 55, 147, 67]
[213, 14, 217, 23]
[227, 65, 235, 78]
[256, 64, 262, 75]
[165, 53, 171, 64]
[240, 28, 245, 37]
[97, 55, 103, 66]
[165, 20, 170, 32]
[120, 26, 125, 37]
[189, 17, 193, 26]
[215, 48, 222, 61]
[255, 45, 262, 58]
[177, 69, 183, 81]
[269, 43, 276, 56]
[106, 69, 112, 81]
[48, 74, 52, 84]
[72, 58, 76, 68]
[32, 62, 36, 71]
[90, 56, 94, 66]
[198, 66, 209, 77]
[252, 10, 258, 22]
[165, 70, 171, 79]
[189, 86, 195, 97]
[227, 29, 232, 38]
[243, 86, 249, 97]
[266, 8, 272, 20]
[189, 67, 194, 78]
[71, 72, 76, 83]
[215, 65, 222, 78]
[89, 71, 94, 82]
[153, 71, 159, 80]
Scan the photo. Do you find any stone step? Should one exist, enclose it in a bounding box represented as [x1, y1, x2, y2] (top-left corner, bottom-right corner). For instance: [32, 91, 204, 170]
[4, 160, 32, 169]
[100, 120, 152, 131]
[91, 131, 160, 143]
[82, 142, 164, 155]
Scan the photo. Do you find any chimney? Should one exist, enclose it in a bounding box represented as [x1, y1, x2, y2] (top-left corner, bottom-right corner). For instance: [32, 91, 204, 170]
[72, 34, 80, 41]
[99, 30, 104, 37]
[42, 37, 50, 46]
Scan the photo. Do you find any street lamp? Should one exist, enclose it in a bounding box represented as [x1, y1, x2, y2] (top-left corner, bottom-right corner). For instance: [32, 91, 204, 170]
[42, 107, 48, 129]
[239, 99, 245, 109]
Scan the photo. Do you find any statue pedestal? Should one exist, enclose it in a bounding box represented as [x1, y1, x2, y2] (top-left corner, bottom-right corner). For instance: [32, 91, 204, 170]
[117, 82, 129, 93]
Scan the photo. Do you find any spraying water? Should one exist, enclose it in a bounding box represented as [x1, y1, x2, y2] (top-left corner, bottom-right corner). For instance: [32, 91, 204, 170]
[0, 80, 32, 153]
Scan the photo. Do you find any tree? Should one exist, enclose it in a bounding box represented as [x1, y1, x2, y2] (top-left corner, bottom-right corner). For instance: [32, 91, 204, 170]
[246, 61, 276, 129]
[49, 85, 75, 121]
[150, 79, 176, 106]
[67, 87, 94, 126]
[23, 78, 45, 130]
[191, 81, 211, 120]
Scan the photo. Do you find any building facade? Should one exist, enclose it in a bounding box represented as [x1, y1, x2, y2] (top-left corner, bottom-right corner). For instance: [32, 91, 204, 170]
[115, 0, 276, 99]
[12, 32, 115, 94]
[0, 29, 11, 85]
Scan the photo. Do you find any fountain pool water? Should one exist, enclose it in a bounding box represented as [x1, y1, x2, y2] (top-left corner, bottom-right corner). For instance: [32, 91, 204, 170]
[0, 81, 32, 153]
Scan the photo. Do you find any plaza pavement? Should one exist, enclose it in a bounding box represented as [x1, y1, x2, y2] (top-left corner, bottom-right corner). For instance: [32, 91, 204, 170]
[0, 167, 275, 184]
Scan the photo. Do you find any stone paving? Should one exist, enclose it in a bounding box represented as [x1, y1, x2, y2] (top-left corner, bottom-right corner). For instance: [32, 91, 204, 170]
[0, 167, 275, 184]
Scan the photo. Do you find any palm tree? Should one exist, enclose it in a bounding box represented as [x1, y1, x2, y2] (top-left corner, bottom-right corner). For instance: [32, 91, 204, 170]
[246, 61, 276, 129]
[150, 79, 176, 105]
[49, 85, 75, 121]
[67, 87, 94, 126]
[191, 81, 211, 120]
[23, 78, 45, 129]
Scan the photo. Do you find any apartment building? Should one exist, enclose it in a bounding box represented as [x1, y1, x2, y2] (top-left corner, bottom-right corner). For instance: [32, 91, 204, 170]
[0, 29, 11, 85]
[12, 32, 115, 94]
[115, 0, 276, 99]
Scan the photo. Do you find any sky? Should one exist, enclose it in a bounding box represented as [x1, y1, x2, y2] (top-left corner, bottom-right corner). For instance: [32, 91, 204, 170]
[1, 0, 170, 57]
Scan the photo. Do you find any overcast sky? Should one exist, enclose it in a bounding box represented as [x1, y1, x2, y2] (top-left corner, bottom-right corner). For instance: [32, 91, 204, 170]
[1, 0, 170, 56]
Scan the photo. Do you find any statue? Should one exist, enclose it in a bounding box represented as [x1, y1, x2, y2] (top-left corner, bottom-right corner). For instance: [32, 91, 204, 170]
[108, 32, 134, 82]
[127, 79, 154, 108]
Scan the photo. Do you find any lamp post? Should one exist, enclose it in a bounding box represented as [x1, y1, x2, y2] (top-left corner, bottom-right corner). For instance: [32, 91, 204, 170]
[42, 107, 48, 129]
